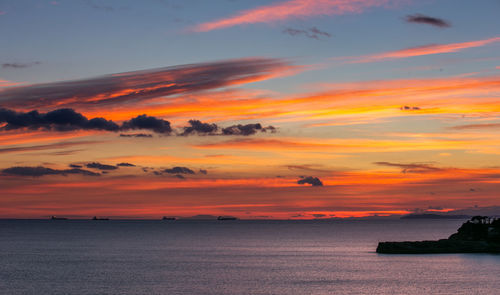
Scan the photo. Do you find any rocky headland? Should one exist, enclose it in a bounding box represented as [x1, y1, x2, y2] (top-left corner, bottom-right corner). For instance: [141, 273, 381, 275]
[377, 216, 500, 254]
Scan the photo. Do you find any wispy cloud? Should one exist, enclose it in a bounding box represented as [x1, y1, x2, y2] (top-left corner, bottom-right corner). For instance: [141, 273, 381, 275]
[0, 58, 296, 109]
[282, 26, 331, 39]
[0, 140, 103, 154]
[193, 134, 500, 155]
[0, 79, 21, 88]
[2, 62, 41, 69]
[374, 162, 442, 173]
[450, 123, 500, 130]
[191, 0, 397, 32]
[119, 133, 153, 138]
[337, 36, 500, 63]
[405, 14, 450, 28]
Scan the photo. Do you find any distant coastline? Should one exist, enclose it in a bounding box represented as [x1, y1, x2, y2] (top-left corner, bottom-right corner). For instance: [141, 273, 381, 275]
[400, 214, 470, 220]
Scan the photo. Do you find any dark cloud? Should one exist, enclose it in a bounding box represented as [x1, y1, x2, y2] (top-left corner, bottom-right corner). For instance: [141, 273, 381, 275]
[222, 123, 276, 136]
[0, 58, 291, 109]
[0, 108, 173, 134]
[181, 120, 276, 136]
[199, 169, 208, 175]
[405, 14, 451, 28]
[283, 27, 331, 40]
[69, 164, 82, 168]
[119, 133, 153, 138]
[312, 213, 326, 218]
[1, 166, 100, 177]
[163, 167, 195, 174]
[261, 125, 277, 133]
[117, 162, 135, 167]
[2, 61, 41, 69]
[0, 107, 276, 137]
[374, 162, 441, 173]
[400, 105, 421, 111]
[309, 27, 332, 38]
[152, 167, 193, 179]
[297, 176, 323, 186]
[0, 108, 119, 132]
[86, 162, 118, 170]
[181, 120, 218, 136]
[122, 114, 172, 134]
[283, 28, 308, 36]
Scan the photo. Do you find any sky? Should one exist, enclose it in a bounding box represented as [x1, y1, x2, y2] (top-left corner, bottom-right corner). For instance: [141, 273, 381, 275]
[1, 0, 500, 219]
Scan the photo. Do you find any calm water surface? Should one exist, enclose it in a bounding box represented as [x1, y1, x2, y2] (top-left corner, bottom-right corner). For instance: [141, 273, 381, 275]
[1, 219, 499, 294]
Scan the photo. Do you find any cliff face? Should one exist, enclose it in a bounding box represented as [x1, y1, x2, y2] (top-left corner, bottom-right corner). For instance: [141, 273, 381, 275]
[376, 216, 500, 254]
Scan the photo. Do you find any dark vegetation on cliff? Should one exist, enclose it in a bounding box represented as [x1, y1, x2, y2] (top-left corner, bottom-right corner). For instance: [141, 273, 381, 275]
[377, 216, 500, 254]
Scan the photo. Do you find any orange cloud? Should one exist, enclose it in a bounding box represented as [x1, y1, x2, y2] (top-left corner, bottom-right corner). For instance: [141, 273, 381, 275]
[0, 130, 98, 147]
[193, 136, 497, 154]
[2, 166, 500, 219]
[78, 74, 500, 127]
[191, 0, 396, 32]
[338, 36, 500, 63]
[2, 73, 500, 152]
[0, 58, 297, 110]
[0, 79, 21, 88]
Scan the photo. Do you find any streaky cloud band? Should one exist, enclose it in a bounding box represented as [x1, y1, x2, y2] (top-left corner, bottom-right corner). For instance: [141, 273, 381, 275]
[0, 58, 294, 110]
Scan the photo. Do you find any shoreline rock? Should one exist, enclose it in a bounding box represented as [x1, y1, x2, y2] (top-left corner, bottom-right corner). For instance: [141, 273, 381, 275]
[377, 216, 500, 254]
[377, 240, 500, 254]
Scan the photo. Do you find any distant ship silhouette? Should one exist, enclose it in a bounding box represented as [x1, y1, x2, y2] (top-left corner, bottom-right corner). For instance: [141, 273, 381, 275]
[162, 216, 176, 220]
[50, 216, 68, 220]
[217, 216, 237, 220]
[92, 216, 110, 220]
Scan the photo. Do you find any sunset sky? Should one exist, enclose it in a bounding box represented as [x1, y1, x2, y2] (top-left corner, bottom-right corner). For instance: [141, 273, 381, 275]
[1, 0, 500, 219]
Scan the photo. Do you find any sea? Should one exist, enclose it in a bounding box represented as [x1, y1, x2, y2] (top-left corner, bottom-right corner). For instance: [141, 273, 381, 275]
[1, 219, 500, 295]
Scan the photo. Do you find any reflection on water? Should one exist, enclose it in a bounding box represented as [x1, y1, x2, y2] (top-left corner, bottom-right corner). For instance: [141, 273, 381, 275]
[1, 219, 499, 294]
